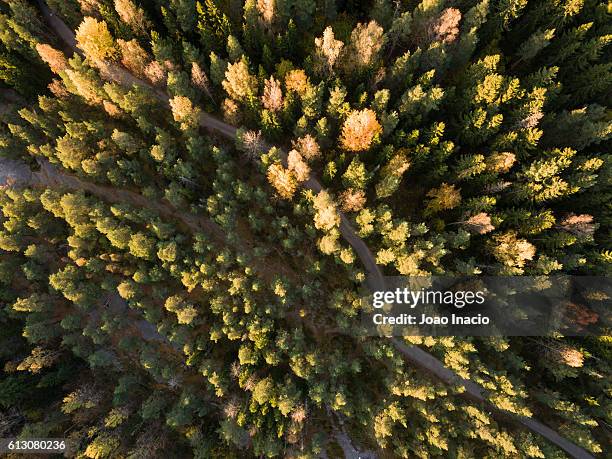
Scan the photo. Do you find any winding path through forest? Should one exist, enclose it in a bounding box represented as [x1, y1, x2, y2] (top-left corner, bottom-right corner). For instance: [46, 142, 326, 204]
[36, 157, 227, 241]
[1, 152, 379, 459]
[21, 3, 598, 458]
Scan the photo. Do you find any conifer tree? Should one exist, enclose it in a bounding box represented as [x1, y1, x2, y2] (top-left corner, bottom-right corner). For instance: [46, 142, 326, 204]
[222, 58, 257, 102]
[76, 17, 118, 62]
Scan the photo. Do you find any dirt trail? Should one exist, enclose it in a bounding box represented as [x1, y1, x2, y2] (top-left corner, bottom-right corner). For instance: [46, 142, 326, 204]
[0, 156, 226, 245]
[35, 158, 227, 242]
[30, 5, 598, 458]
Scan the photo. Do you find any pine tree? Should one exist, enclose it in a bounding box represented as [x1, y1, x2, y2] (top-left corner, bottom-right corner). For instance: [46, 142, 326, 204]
[425, 183, 461, 214]
[196, 0, 232, 53]
[261, 76, 282, 112]
[489, 231, 536, 274]
[313, 27, 344, 76]
[267, 163, 297, 199]
[222, 58, 257, 102]
[76, 17, 118, 62]
[341, 21, 385, 74]
[375, 150, 410, 198]
[114, 0, 150, 36]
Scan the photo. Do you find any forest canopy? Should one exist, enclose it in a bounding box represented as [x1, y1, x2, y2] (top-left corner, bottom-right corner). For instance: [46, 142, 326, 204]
[0, 0, 610, 458]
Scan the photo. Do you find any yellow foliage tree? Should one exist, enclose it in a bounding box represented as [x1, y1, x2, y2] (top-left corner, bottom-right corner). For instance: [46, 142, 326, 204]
[314, 27, 344, 74]
[340, 109, 382, 152]
[222, 60, 257, 102]
[425, 183, 461, 214]
[262, 76, 283, 112]
[169, 96, 201, 130]
[490, 231, 536, 273]
[293, 134, 320, 160]
[76, 17, 118, 62]
[285, 69, 310, 95]
[342, 21, 384, 72]
[313, 191, 340, 231]
[267, 163, 297, 199]
[287, 150, 310, 182]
